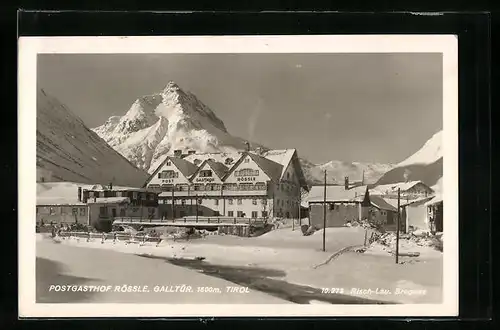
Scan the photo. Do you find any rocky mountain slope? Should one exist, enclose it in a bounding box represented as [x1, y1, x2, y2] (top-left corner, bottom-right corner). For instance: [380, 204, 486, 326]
[37, 89, 149, 187]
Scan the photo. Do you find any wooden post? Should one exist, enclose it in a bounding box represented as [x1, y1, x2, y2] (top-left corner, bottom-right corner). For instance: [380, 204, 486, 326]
[396, 188, 401, 264]
[323, 170, 327, 252]
[171, 188, 175, 220]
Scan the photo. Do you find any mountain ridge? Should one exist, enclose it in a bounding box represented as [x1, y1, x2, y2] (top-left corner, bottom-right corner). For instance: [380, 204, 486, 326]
[37, 89, 149, 187]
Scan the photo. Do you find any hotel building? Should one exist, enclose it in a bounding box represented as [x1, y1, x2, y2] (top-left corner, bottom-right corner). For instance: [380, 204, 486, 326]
[144, 149, 309, 220]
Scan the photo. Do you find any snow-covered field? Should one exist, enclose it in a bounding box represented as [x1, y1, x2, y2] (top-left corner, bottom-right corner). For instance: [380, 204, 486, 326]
[38, 226, 443, 304]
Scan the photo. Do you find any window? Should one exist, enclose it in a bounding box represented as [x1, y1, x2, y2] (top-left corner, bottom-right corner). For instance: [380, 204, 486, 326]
[99, 207, 107, 216]
[193, 159, 201, 165]
[228, 211, 234, 217]
[61, 207, 67, 215]
[199, 170, 213, 177]
[214, 211, 220, 216]
[149, 208, 155, 215]
[252, 199, 257, 205]
[255, 182, 266, 190]
[197, 199, 202, 205]
[244, 158, 250, 163]
[276, 199, 280, 207]
[251, 211, 258, 218]
[228, 199, 234, 205]
[161, 184, 173, 192]
[262, 211, 268, 218]
[132, 192, 138, 199]
[237, 211, 244, 217]
[72, 208, 78, 215]
[329, 203, 335, 211]
[235, 168, 259, 177]
[166, 161, 171, 166]
[180, 211, 186, 217]
[225, 158, 234, 165]
[120, 209, 126, 217]
[193, 184, 204, 191]
[261, 199, 267, 205]
[181, 199, 186, 205]
[215, 199, 219, 206]
[239, 183, 253, 191]
[80, 208, 86, 216]
[286, 200, 290, 206]
[158, 170, 178, 179]
[237, 199, 242, 205]
[287, 173, 290, 179]
[176, 184, 188, 191]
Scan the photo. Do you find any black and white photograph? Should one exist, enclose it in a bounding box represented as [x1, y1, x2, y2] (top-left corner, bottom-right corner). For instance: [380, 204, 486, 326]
[18, 35, 458, 317]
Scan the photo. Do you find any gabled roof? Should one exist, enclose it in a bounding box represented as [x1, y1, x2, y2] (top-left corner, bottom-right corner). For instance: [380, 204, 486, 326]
[425, 194, 443, 206]
[307, 185, 369, 203]
[144, 156, 198, 186]
[372, 180, 433, 195]
[369, 195, 398, 211]
[222, 152, 284, 183]
[206, 160, 229, 179]
[190, 159, 229, 181]
[247, 152, 284, 182]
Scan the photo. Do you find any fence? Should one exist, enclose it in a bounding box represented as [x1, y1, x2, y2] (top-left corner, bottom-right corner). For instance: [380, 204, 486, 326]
[58, 231, 162, 243]
[113, 216, 268, 227]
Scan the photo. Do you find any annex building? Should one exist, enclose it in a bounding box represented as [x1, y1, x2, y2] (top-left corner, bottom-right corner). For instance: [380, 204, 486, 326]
[144, 148, 309, 220]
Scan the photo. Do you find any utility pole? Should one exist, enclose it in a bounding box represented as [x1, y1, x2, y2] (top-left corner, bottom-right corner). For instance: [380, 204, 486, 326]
[396, 188, 401, 264]
[323, 170, 327, 252]
[298, 186, 302, 228]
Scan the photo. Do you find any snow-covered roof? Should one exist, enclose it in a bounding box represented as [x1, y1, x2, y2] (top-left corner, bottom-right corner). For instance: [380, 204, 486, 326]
[369, 195, 398, 211]
[172, 149, 308, 189]
[205, 159, 229, 179]
[86, 184, 146, 192]
[372, 181, 431, 194]
[307, 185, 368, 203]
[425, 194, 443, 206]
[87, 197, 130, 204]
[37, 182, 93, 206]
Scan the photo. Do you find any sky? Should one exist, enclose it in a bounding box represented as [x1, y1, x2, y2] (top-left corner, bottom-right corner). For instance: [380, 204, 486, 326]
[37, 53, 442, 165]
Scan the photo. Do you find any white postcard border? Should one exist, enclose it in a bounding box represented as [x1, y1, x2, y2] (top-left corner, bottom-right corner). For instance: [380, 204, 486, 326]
[18, 35, 458, 318]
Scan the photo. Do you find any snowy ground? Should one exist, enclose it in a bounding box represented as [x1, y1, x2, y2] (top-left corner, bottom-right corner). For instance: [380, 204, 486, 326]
[37, 227, 443, 304]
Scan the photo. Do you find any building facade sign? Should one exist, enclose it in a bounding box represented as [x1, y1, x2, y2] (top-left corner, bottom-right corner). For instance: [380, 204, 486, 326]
[195, 177, 215, 183]
[237, 177, 256, 182]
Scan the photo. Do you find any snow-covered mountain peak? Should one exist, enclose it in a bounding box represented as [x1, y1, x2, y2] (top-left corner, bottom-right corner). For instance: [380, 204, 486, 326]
[397, 130, 442, 167]
[93, 82, 249, 173]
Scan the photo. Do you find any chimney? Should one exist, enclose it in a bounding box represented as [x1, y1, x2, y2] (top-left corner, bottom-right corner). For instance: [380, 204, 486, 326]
[361, 170, 365, 185]
[77, 187, 82, 202]
[344, 176, 349, 190]
[244, 141, 250, 152]
[82, 189, 88, 203]
[255, 147, 263, 155]
[173, 150, 182, 157]
[109, 182, 113, 190]
[188, 150, 196, 155]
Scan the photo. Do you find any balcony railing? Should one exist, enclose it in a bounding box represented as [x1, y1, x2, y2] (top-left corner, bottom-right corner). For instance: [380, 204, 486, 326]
[159, 189, 268, 197]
